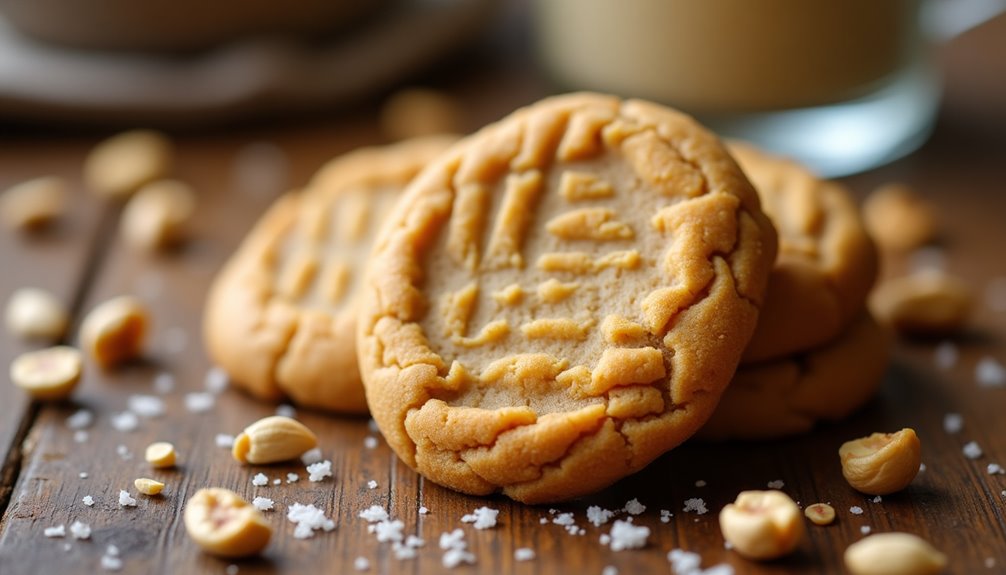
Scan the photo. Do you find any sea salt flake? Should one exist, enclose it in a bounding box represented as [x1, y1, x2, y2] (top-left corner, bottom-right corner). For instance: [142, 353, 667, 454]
[767, 479, 785, 489]
[668, 549, 701, 574]
[850, 506, 864, 515]
[225, 565, 238, 575]
[118, 490, 137, 507]
[860, 525, 872, 535]
[934, 341, 959, 369]
[602, 567, 618, 575]
[964, 441, 984, 459]
[185, 392, 215, 413]
[354, 557, 370, 571]
[419, 506, 430, 515]
[623, 498, 646, 515]
[872, 496, 882, 503]
[683, 497, 708, 515]
[367, 480, 378, 490]
[514, 547, 536, 561]
[976, 357, 1006, 387]
[552, 512, 575, 526]
[608, 519, 649, 551]
[252, 497, 274, 511]
[273, 479, 281, 485]
[374, 520, 405, 543]
[287, 473, 300, 483]
[116, 444, 132, 460]
[359, 506, 389, 523]
[599, 534, 611, 545]
[944, 413, 964, 434]
[301, 447, 323, 465]
[660, 509, 673, 523]
[364, 436, 378, 449]
[110, 412, 139, 432]
[439, 529, 466, 550]
[392, 542, 418, 560]
[287, 503, 335, 539]
[215, 434, 235, 448]
[252, 473, 269, 486]
[69, 521, 91, 540]
[586, 505, 614, 526]
[442, 548, 476, 568]
[306, 460, 333, 482]
[987, 463, 1004, 475]
[44, 525, 66, 538]
[82, 496, 95, 507]
[367, 419, 380, 433]
[79, 472, 88, 479]
[153, 372, 175, 394]
[74, 430, 89, 444]
[101, 555, 123, 571]
[204, 366, 230, 394]
[66, 409, 94, 430]
[107, 545, 120, 557]
[275, 404, 297, 418]
[128, 394, 165, 418]
[461, 506, 499, 530]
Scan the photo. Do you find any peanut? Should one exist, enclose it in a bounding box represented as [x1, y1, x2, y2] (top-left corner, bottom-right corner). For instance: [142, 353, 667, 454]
[863, 183, 937, 252]
[79, 296, 149, 368]
[134, 478, 165, 496]
[145, 442, 177, 468]
[10, 346, 82, 400]
[84, 130, 173, 199]
[804, 503, 836, 526]
[719, 490, 804, 560]
[184, 488, 271, 558]
[871, 273, 971, 336]
[0, 176, 67, 230]
[840, 428, 921, 495]
[5, 288, 69, 341]
[232, 416, 318, 465]
[844, 532, 947, 575]
[121, 180, 196, 251]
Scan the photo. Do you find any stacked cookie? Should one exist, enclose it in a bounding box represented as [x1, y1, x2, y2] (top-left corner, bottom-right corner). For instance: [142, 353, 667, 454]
[699, 143, 887, 441]
[206, 93, 887, 502]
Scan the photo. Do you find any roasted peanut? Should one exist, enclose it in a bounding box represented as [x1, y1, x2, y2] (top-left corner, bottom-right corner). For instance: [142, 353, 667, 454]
[871, 273, 972, 336]
[845, 532, 947, 575]
[145, 442, 177, 468]
[5, 288, 69, 341]
[719, 490, 804, 560]
[232, 416, 318, 465]
[0, 176, 67, 230]
[79, 296, 149, 368]
[863, 183, 937, 252]
[85, 130, 173, 199]
[135, 478, 165, 495]
[804, 503, 836, 526]
[840, 428, 921, 495]
[10, 346, 82, 400]
[121, 180, 196, 251]
[184, 488, 271, 558]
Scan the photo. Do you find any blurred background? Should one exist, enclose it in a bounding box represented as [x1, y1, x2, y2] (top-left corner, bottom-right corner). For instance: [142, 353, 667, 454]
[0, 0, 1004, 176]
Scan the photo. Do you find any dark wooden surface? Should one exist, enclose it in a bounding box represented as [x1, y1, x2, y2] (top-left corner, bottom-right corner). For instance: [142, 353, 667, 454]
[1, 12, 1006, 575]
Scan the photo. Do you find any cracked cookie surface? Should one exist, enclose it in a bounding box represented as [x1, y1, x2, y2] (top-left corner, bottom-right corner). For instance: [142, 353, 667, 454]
[729, 142, 878, 363]
[203, 136, 455, 413]
[699, 313, 891, 441]
[357, 93, 777, 503]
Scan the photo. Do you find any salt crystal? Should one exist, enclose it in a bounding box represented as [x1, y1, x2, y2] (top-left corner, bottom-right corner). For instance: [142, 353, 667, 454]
[660, 509, 672, 523]
[82, 496, 95, 507]
[66, 409, 94, 430]
[461, 506, 499, 530]
[354, 557, 370, 571]
[74, 431, 89, 444]
[602, 567, 618, 575]
[306, 460, 333, 482]
[986, 277, 1006, 312]
[439, 529, 466, 550]
[107, 545, 120, 557]
[442, 548, 476, 569]
[225, 565, 238, 575]
[69, 521, 91, 540]
[110, 412, 139, 432]
[204, 367, 230, 394]
[215, 434, 234, 448]
[964, 441, 984, 459]
[185, 392, 215, 413]
[252, 497, 274, 511]
[301, 447, 323, 465]
[934, 341, 959, 370]
[608, 519, 649, 551]
[586, 505, 614, 526]
[988, 463, 1004, 475]
[419, 506, 429, 515]
[944, 413, 964, 434]
[275, 404, 297, 418]
[552, 512, 575, 526]
[668, 549, 702, 574]
[79, 472, 88, 479]
[405, 535, 425, 548]
[392, 542, 418, 560]
[860, 526, 872, 535]
[623, 498, 646, 515]
[367, 480, 378, 490]
[273, 479, 281, 485]
[364, 436, 378, 449]
[683, 498, 708, 515]
[153, 372, 175, 394]
[44, 525, 66, 538]
[118, 490, 137, 507]
[251, 473, 269, 486]
[514, 548, 536, 561]
[101, 555, 123, 571]
[287, 503, 335, 539]
[872, 496, 882, 503]
[359, 505, 389, 523]
[375, 520, 405, 543]
[850, 506, 864, 515]
[767, 479, 785, 489]
[128, 395, 165, 418]
[368, 419, 380, 433]
[987, 557, 998, 569]
[920, 463, 927, 472]
[287, 473, 300, 483]
[599, 534, 611, 545]
[116, 444, 132, 460]
[976, 357, 1006, 387]
[695, 479, 707, 487]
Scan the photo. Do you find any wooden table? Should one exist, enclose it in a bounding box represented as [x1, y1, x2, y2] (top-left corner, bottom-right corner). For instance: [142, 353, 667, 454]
[1, 13, 1005, 575]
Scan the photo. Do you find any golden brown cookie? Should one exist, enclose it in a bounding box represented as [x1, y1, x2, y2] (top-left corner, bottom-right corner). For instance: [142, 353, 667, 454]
[699, 313, 890, 441]
[357, 93, 778, 503]
[203, 136, 456, 413]
[730, 142, 878, 363]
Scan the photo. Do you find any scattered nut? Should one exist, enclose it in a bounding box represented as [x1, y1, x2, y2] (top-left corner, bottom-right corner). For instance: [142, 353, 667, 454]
[4, 288, 69, 341]
[121, 180, 196, 251]
[840, 428, 922, 495]
[79, 296, 150, 368]
[0, 176, 67, 230]
[863, 183, 937, 251]
[719, 490, 805, 560]
[232, 416, 318, 465]
[10, 346, 82, 400]
[84, 130, 173, 199]
[871, 273, 972, 336]
[184, 488, 272, 558]
[845, 532, 947, 575]
[380, 88, 463, 142]
[145, 442, 177, 468]
[134, 477, 165, 496]
[804, 503, 836, 526]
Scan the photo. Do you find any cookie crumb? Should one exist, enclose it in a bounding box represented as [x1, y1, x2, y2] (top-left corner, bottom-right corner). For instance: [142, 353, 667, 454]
[963, 441, 984, 459]
[461, 507, 499, 530]
[514, 548, 536, 561]
[850, 506, 864, 515]
[607, 519, 649, 551]
[623, 498, 646, 515]
[975, 357, 1006, 387]
[934, 341, 959, 370]
[943, 413, 963, 434]
[683, 498, 708, 515]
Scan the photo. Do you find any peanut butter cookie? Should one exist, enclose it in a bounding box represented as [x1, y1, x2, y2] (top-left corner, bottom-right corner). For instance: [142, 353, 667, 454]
[699, 313, 890, 441]
[357, 93, 777, 503]
[204, 136, 456, 413]
[730, 142, 878, 363]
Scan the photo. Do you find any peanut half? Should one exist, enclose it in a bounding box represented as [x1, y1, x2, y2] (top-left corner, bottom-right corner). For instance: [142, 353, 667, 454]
[840, 428, 921, 495]
[845, 532, 947, 575]
[871, 273, 972, 336]
[719, 490, 805, 560]
[232, 416, 318, 465]
[121, 180, 196, 251]
[5, 288, 69, 341]
[804, 503, 836, 526]
[135, 478, 165, 496]
[0, 176, 67, 230]
[863, 183, 938, 252]
[85, 130, 173, 199]
[145, 442, 177, 468]
[79, 296, 150, 369]
[10, 346, 82, 400]
[184, 488, 271, 558]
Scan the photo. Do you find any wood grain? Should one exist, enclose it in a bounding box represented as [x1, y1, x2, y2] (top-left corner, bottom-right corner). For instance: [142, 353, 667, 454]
[1, 12, 1006, 575]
